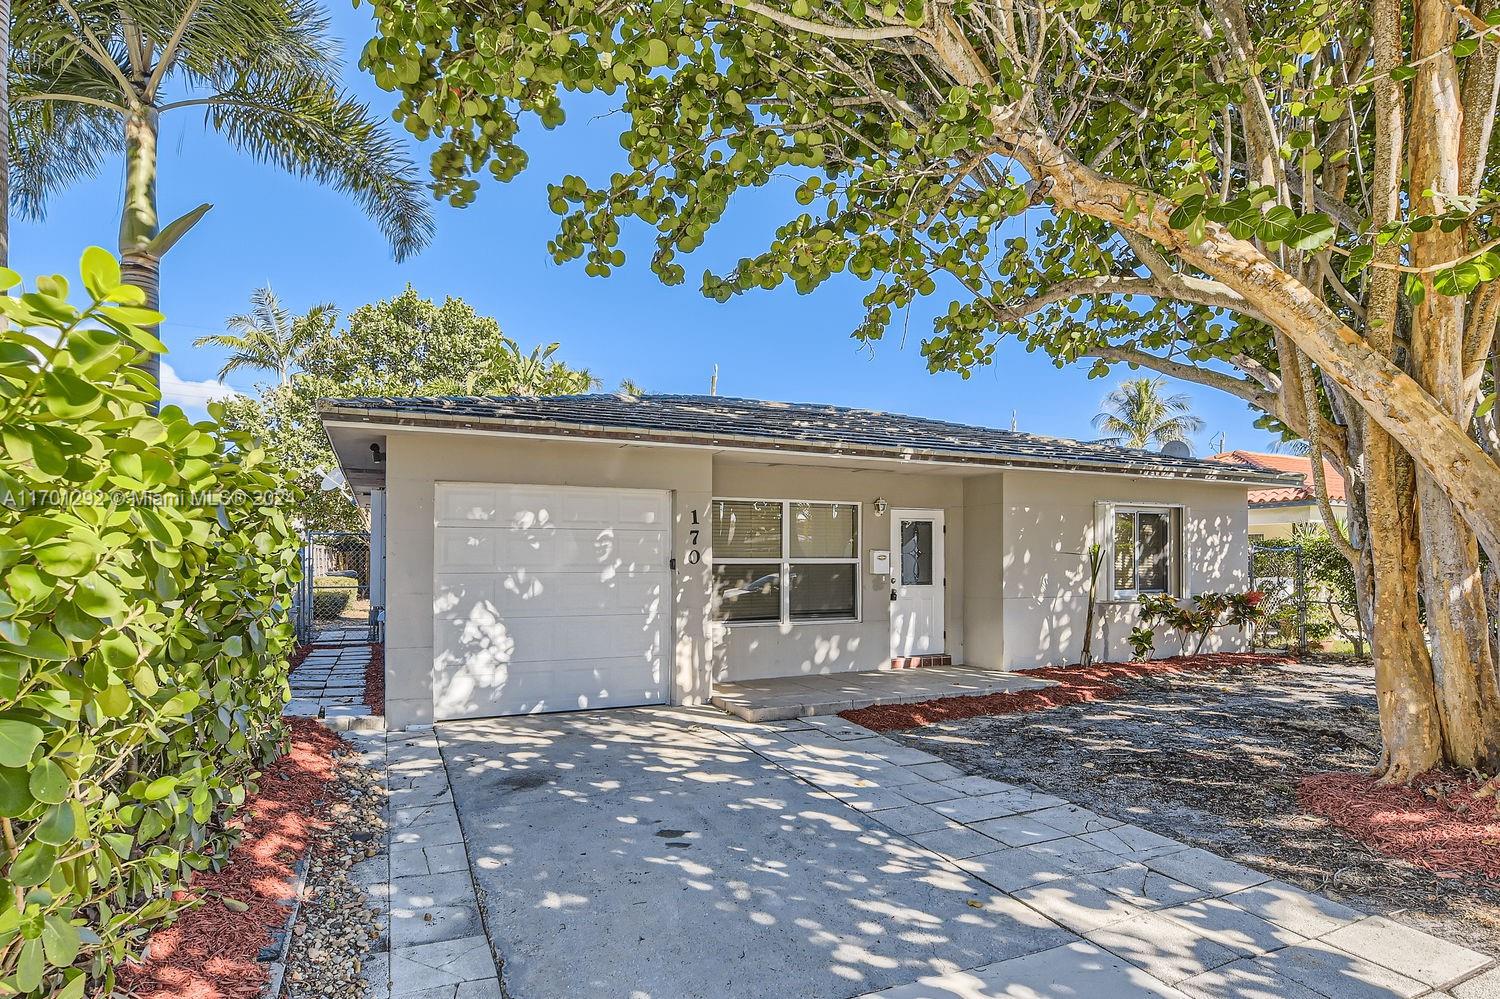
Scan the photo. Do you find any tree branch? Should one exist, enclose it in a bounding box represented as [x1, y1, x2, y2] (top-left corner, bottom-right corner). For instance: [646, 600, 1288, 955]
[727, 0, 919, 40]
[1085, 343, 1280, 412]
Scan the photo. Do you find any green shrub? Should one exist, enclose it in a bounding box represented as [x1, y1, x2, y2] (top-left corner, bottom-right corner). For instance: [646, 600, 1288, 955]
[1129, 590, 1265, 660]
[0, 250, 301, 997]
[312, 575, 356, 617]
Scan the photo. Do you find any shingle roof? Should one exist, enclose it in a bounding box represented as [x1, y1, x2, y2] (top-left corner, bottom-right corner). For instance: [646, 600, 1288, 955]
[320, 393, 1297, 484]
[1209, 451, 1347, 506]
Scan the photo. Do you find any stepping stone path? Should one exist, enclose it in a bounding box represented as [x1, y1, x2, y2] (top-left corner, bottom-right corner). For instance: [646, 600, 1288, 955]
[288, 644, 383, 731]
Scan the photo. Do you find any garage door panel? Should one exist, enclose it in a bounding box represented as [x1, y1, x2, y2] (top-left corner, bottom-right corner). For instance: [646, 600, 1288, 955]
[434, 483, 671, 720]
[432, 654, 665, 716]
[436, 485, 500, 525]
[439, 613, 661, 664]
[436, 526, 499, 572]
[499, 528, 668, 571]
[434, 573, 498, 619]
[438, 570, 664, 618]
[500, 571, 663, 616]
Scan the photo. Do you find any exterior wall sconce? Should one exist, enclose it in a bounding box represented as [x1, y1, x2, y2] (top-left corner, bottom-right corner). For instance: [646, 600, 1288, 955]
[873, 497, 889, 516]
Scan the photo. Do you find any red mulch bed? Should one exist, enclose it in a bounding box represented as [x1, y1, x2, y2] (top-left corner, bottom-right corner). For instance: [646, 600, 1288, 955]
[1300, 770, 1500, 882]
[840, 653, 1297, 732]
[288, 642, 312, 673]
[115, 717, 345, 999]
[364, 643, 385, 716]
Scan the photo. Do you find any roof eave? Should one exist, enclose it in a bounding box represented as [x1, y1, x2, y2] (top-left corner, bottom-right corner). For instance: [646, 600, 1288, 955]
[319, 402, 1299, 488]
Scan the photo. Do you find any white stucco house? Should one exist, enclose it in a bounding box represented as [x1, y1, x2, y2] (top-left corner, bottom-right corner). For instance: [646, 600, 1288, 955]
[318, 394, 1294, 728]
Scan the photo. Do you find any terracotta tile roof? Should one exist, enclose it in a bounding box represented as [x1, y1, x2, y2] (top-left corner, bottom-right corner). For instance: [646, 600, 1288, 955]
[320, 393, 1299, 484]
[1209, 450, 1347, 506]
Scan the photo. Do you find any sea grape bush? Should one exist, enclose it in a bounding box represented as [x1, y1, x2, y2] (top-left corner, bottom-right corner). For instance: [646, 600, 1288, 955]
[1128, 591, 1264, 661]
[0, 250, 301, 996]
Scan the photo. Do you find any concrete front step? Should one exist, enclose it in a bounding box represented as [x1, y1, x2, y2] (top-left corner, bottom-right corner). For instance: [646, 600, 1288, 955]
[316, 712, 387, 733]
[890, 654, 953, 669]
[709, 663, 1055, 722]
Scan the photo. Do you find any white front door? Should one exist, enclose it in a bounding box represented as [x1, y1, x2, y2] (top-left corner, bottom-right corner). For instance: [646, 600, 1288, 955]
[890, 509, 945, 658]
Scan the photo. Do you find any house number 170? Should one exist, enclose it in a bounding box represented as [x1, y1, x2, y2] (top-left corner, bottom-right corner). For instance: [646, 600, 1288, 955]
[685, 509, 702, 564]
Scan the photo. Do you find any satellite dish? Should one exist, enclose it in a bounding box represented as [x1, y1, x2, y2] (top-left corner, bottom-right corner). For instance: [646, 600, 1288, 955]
[1159, 440, 1192, 458]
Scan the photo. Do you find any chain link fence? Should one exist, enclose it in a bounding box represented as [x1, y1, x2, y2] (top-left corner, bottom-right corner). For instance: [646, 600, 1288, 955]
[1249, 538, 1368, 656]
[293, 531, 380, 646]
[1249, 541, 1307, 652]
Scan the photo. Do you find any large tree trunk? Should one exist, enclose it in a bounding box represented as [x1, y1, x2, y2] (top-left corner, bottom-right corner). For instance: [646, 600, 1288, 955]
[119, 107, 162, 398]
[1406, 0, 1500, 772]
[1365, 429, 1446, 780]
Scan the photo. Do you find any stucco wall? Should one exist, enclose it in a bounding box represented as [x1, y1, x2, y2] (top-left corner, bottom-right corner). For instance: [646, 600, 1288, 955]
[383, 430, 713, 728]
[962, 473, 1006, 668]
[379, 429, 1256, 726]
[999, 470, 1252, 667]
[709, 458, 966, 681]
[1249, 502, 1345, 540]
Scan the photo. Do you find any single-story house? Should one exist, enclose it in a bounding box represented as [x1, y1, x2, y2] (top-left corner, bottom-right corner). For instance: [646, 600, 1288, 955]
[1208, 450, 1347, 542]
[319, 394, 1296, 728]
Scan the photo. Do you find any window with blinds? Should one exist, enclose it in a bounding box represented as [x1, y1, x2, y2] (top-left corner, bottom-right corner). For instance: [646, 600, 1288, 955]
[712, 499, 860, 624]
[1112, 506, 1178, 597]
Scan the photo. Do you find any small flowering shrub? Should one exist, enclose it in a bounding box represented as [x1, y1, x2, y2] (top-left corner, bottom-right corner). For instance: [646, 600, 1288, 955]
[1128, 590, 1265, 660]
[0, 250, 301, 996]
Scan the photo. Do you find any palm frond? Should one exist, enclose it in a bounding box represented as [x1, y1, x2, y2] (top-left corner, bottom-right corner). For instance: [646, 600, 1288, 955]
[203, 67, 434, 260]
[195, 284, 336, 383]
[9, 98, 120, 220]
[161, 0, 335, 94]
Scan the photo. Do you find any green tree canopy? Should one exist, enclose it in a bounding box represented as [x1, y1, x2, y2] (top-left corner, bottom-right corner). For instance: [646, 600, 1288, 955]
[221, 286, 602, 531]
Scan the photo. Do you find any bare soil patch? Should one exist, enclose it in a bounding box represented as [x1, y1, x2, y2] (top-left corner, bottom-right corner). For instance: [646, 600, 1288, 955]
[887, 657, 1500, 955]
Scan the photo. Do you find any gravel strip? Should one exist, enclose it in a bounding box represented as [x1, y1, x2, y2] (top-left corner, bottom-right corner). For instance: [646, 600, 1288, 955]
[280, 734, 389, 998]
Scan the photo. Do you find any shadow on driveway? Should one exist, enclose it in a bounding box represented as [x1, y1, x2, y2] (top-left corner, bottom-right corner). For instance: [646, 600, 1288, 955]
[437, 708, 1073, 999]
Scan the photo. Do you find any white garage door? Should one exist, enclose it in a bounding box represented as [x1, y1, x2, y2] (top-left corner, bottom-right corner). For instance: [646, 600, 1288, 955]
[433, 483, 671, 719]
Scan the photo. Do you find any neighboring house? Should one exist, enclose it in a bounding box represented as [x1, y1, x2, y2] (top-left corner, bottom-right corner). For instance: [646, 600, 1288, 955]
[1209, 450, 1348, 541]
[319, 394, 1295, 727]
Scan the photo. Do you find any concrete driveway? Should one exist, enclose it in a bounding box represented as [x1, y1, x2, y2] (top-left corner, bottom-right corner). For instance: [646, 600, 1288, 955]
[433, 707, 1493, 999]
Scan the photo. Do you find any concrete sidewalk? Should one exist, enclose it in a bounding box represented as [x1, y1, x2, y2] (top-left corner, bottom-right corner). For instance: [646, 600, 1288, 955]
[428, 706, 1495, 999]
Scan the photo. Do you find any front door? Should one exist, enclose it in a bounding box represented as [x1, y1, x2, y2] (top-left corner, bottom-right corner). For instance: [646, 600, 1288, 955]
[890, 509, 945, 658]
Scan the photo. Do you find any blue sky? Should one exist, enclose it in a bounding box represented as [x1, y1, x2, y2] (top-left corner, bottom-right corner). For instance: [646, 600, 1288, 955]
[16, 3, 1273, 453]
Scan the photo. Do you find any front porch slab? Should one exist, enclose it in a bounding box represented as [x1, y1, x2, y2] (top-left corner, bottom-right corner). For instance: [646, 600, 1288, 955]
[708, 663, 1055, 722]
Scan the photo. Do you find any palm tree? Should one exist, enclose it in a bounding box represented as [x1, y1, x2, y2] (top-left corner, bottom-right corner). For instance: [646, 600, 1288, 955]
[1092, 377, 1205, 451]
[10, 0, 435, 388]
[617, 378, 646, 397]
[194, 284, 334, 385]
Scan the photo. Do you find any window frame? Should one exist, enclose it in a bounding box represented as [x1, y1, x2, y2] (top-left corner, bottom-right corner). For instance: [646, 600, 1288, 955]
[1107, 503, 1183, 600]
[712, 497, 863, 626]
